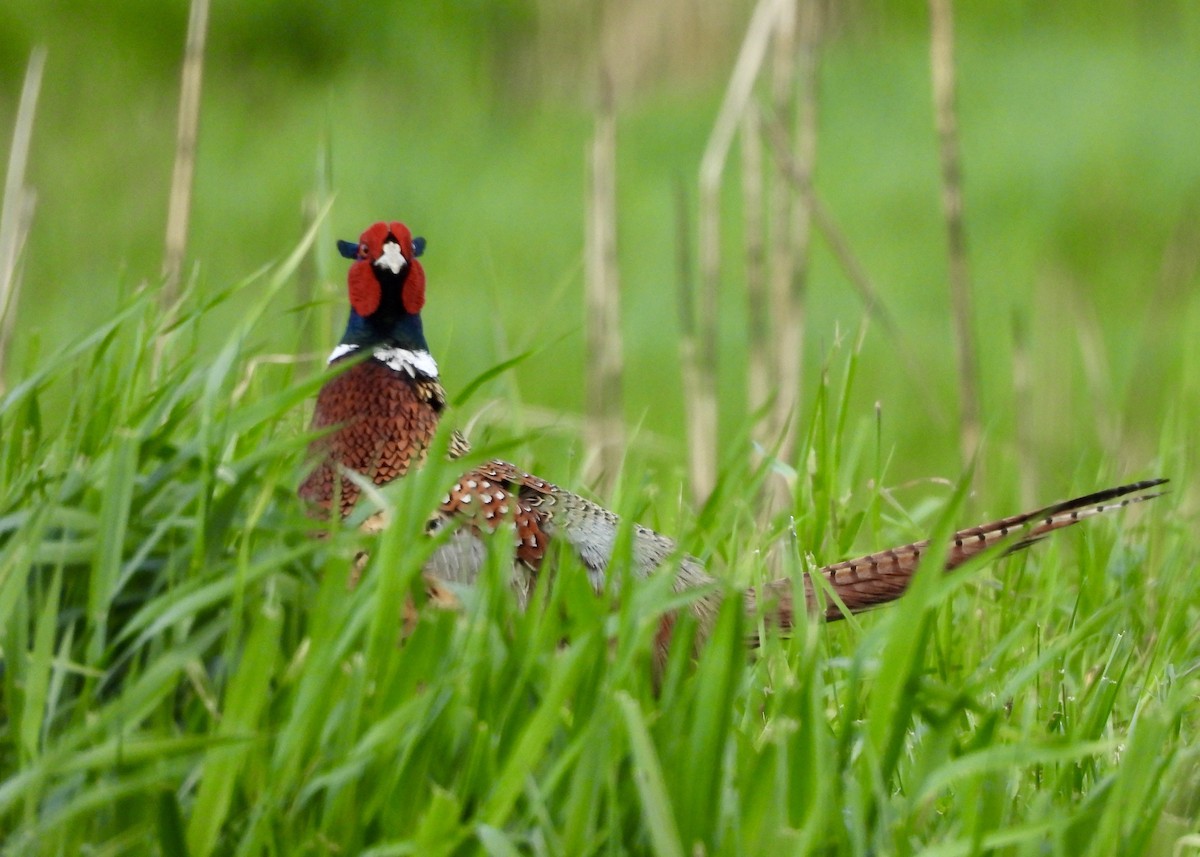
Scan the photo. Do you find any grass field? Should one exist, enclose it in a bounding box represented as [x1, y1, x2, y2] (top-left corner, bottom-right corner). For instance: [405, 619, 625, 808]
[1, 2, 1199, 854]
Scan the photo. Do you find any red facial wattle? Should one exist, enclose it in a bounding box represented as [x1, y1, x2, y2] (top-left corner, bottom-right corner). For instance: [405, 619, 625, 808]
[347, 259, 382, 316]
[343, 220, 425, 317]
[402, 257, 425, 314]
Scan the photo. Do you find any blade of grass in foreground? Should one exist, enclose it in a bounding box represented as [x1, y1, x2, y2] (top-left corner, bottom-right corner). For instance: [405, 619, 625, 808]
[479, 637, 591, 831]
[863, 468, 973, 784]
[616, 692, 686, 857]
[186, 604, 282, 857]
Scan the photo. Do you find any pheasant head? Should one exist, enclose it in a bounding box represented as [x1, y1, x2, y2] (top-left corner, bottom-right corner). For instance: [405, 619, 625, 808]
[332, 221, 430, 363]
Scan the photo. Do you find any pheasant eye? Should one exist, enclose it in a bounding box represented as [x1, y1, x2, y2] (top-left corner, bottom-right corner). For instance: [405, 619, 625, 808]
[358, 243, 369, 258]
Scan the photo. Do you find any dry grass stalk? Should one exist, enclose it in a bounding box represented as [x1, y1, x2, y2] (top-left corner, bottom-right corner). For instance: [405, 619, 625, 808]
[0, 48, 46, 393]
[691, 177, 719, 503]
[757, 0, 796, 521]
[695, 0, 788, 502]
[584, 71, 624, 491]
[674, 180, 710, 502]
[766, 0, 810, 473]
[929, 0, 981, 465]
[740, 104, 770, 415]
[811, 196, 893, 333]
[762, 115, 948, 430]
[765, 0, 797, 326]
[1010, 309, 1034, 508]
[161, 0, 211, 312]
[1071, 291, 1121, 457]
[762, 117, 896, 325]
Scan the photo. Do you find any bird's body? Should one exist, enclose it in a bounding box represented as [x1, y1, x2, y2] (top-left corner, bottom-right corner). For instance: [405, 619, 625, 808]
[299, 354, 448, 517]
[301, 220, 1165, 644]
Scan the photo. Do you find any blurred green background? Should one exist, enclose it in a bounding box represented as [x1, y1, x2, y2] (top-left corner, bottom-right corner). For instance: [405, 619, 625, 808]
[2, 0, 1198, 494]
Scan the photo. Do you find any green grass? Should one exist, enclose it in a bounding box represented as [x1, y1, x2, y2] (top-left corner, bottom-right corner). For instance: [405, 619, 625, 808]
[2, 4, 1199, 854]
[0, 222, 1193, 853]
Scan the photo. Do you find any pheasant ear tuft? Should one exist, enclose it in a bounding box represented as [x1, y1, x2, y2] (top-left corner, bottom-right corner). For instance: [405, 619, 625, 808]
[347, 260, 382, 316]
[412, 236, 426, 258]
[402, 260, 426, 314]
[336, 239, 359, 260]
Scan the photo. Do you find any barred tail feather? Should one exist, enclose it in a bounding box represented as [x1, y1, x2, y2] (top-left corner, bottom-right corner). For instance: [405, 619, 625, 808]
[748, 478, 1167, 632]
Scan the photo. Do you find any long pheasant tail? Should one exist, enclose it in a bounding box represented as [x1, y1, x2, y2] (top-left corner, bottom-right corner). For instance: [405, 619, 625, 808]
[749, 478, 1167, 631]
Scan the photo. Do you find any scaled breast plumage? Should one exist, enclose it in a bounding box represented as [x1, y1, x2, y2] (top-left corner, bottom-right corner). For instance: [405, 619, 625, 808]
[299, 357, 447, 517]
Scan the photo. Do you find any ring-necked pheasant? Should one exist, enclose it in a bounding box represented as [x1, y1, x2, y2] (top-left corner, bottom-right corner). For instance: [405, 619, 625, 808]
[300, 220, 1166, 642]
[298, 220, 468, 519]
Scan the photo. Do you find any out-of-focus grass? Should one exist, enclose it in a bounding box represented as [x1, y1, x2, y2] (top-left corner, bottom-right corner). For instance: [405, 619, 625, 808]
[0, 3, 1198, 853]
[3, 8, 1197, 492]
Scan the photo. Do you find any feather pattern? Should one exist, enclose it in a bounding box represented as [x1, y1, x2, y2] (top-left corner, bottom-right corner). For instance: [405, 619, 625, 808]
[299, 359, 447, 517]
[424, 463, 1166, 646]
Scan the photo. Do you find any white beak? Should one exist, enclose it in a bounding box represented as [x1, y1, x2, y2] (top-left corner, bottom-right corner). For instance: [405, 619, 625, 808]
[375, 242, 407, 275]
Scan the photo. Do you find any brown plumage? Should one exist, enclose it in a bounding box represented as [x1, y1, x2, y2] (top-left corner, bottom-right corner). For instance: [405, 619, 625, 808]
[299, 359, 448, 517]
[433, 461, 556, 570]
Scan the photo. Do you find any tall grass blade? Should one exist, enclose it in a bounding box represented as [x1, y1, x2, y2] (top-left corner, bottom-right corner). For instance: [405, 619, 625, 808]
[616, 692, 686, 857]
